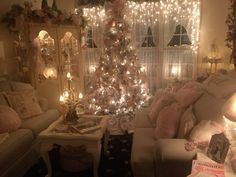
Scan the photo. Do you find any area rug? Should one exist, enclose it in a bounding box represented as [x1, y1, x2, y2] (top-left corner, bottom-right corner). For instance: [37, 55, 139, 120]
[23, 133, 133, 177]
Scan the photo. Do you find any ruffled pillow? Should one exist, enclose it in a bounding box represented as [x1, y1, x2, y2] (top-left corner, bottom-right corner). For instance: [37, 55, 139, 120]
[175, 81, 203, 108]
[148, 91, 175, 125]
[0, 105, 21, 133]
[154, 102, 184, 139]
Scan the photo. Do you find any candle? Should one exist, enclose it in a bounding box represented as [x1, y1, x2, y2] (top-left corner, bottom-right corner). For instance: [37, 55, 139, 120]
[79, 93, 83, 99]
[59, 95, 64, 103]
[66, 72, 72, 79]
[66, 72, 72, 90]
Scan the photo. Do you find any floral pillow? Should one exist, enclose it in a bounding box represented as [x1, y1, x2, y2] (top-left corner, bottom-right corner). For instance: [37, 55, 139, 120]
[5, 91, 43, 119]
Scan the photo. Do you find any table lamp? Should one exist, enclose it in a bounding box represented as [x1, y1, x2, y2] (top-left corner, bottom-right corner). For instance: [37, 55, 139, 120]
[222, 92, 236, 142]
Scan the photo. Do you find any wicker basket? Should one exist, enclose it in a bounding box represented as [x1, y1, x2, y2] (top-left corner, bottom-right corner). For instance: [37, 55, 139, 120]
[60, 145, 93, 172]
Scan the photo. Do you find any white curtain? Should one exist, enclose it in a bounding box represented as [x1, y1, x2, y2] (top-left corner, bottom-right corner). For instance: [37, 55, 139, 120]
[81, 0, 200, 92]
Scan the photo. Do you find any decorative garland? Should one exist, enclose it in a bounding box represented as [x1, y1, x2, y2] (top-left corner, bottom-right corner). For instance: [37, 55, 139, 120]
[226, 0, 236, 67]
[1, 1, 88, 34]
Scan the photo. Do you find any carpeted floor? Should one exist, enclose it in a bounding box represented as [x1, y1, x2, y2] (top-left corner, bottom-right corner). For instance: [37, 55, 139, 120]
[23, 133, 133, 177]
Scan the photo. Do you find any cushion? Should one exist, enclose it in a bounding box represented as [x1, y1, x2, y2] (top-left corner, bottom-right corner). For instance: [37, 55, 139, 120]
[134, 108, 154, 128]
[0, 129, 34, 172]
[38, 96, 49, 112]
[0, 81, 12, 92]
[149, 89, 166, 107]
[10, 81, 34, 91]
[175, 81, 203, 108]
[193, 92, 225, 124]
[177, 105, 197, 138]
[5, 91, 43, 119]
[0, 92, 8, 106]
[131, 128, 156, 177]
[227, 69, 236, 79]
[155, 102, 183, 139]
[0, 133, 9, 144]
[148, 91, 175, 125]
[20, 109, 60, 137]
[188, 120, 224, 148]
[203, 73, 236, 98]
[0, 105, 21, 133]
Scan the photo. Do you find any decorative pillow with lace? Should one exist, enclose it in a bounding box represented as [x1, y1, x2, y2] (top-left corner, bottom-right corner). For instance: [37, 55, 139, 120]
[5, 90, 43, 119]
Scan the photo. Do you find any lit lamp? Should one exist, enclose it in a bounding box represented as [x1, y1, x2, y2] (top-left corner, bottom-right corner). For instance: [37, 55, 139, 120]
[43, 65, 57, 79]
[207, 41, 222, 73]
[222, 92, 236, 142]
[76, 92, 85, 117]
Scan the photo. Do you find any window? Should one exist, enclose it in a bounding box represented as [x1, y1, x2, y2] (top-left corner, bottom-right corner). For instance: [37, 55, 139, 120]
[80, 0, 200, 93]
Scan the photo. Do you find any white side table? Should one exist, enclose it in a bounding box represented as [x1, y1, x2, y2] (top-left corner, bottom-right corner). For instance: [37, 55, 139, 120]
[39, 115, 110, 177]
[196, 150, 236, 177]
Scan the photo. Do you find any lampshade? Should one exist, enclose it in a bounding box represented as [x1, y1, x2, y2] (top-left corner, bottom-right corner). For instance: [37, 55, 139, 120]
[222, 92, 236, 122]
[43, 65, 57, 79]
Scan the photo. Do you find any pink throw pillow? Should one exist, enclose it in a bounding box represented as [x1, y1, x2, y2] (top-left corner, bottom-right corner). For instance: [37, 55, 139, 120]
[175, 81, 203, 108]
[154, 102, 183, 139]
[148, 91, 175, 124]
[0, 105, 21, 133]
[188, 120, 224, 148]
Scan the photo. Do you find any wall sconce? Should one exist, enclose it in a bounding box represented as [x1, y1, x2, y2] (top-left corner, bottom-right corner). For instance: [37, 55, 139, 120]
[206, 41, 222, 73]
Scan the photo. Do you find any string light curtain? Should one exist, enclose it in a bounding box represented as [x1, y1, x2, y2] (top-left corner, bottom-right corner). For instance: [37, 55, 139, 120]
[163, 0, 200, 85]
[125, 1, 160, 93]
[81, 0, 200, 91]
[82, 6, 105, 89]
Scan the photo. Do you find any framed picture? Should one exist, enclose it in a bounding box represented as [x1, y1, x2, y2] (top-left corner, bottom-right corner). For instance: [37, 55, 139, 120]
[207, 133, 230, 163]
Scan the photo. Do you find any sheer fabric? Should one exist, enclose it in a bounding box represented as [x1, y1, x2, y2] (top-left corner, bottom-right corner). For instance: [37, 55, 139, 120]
[81, 0, 200, 93]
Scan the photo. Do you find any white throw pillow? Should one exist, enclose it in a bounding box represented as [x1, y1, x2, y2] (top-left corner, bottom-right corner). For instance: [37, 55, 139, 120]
[188, 120, 224, 148]
[177, 105, 197, 138]
[203, 73, 236, 98]
[5, 91, 43, 119]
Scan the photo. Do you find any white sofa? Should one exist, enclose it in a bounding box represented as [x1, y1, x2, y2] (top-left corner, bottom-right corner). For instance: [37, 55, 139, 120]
[131, 69, 236, 177]
[0, 80, 60, 177]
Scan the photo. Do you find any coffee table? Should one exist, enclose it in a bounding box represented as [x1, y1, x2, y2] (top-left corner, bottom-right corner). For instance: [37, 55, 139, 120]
[38, 115, 110, 177]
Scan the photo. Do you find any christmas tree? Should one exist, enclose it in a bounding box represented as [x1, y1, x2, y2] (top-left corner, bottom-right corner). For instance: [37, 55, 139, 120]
[84, 0, 150, 116]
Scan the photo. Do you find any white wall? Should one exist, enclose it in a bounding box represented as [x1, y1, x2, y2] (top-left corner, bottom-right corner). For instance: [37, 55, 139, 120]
[198, 0, 232, 73]
[0, 0, 232, 77]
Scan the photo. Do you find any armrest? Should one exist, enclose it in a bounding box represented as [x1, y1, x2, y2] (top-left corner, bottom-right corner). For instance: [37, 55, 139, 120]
[37, 96, 49, 112]
[134, 107, 155, 128]
[155, 139, 197, 162]
[154, 139, 197, 177]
